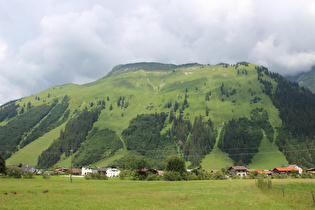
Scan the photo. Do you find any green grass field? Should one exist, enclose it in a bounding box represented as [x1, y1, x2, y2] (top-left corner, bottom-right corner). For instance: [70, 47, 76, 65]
[1, 177, 315, 209]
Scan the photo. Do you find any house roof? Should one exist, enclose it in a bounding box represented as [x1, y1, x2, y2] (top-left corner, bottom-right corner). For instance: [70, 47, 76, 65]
[21, 166, 35, 172]
[71, 168, 81, 173]
[6, 165, 18, 169]
[288, 165, 300, 168]
[229, 166, 247, 171]
[249, 169, 272, 174]
[273, 167, 299, 172]
[306, 168, 315, 172]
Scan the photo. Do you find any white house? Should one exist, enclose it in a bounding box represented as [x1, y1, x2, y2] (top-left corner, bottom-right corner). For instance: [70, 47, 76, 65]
[228, 166, 248, 178]
[81, 166, 98, 175]
[105, 167, 121, 177]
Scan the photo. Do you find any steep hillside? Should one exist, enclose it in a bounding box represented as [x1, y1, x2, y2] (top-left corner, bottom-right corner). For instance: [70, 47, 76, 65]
[298, 66, 315, 93]
[1, 62, 315, 170]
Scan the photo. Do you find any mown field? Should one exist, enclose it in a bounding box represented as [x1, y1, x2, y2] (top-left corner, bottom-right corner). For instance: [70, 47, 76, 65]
[1, 177, 315, 209]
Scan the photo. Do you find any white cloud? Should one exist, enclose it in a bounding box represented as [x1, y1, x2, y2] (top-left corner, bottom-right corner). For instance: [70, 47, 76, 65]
[1, 0, 315, 104]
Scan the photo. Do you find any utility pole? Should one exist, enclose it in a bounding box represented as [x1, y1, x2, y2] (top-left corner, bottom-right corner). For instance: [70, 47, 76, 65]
[70, 149, 73, 183]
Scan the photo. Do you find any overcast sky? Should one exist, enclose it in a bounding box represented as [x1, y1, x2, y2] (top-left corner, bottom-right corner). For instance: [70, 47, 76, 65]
[1, 0, 315, 105]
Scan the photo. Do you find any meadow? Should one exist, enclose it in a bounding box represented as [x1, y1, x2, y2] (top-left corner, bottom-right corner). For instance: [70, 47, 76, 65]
[1, 176, 315, 209]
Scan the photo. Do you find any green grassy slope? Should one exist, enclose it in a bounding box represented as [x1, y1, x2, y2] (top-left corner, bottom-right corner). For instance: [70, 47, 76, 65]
[4, 62, 288, 170]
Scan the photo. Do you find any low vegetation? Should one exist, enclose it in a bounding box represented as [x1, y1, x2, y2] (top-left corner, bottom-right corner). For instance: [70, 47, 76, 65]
[1, 177, 314, 209]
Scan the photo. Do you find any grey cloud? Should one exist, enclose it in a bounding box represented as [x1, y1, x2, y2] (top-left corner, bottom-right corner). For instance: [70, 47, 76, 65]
[1, 0, 315, 104]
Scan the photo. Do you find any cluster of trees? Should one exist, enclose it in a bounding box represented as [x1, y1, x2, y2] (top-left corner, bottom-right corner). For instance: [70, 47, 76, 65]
[0, 101, 19, 122]
[37, 107, 101, 168]
[122, 111, 217, 169]
[0, 103, 53, 159]
[250, 108, 274, 142]
[181, 116, 217, 167]
[218, 117, 263, 165]
[257, 66, 315, 167]
[0, 152, 6, 175]
[117, 96, 129, 109]
[220, 83, 237, 98]
[122, 112, 176, 169]
[168, 114, 216, 167]
[73, 128, 123, 167]
[20, 96, 70, 148]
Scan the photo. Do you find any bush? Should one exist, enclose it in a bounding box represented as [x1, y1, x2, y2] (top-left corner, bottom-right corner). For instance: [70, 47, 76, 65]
[257, 177, 272, 190]
[43, 173, 50, 179]
[24, 171, 36, 179]
[85, 173, 108, 180]
[119, 170, 127, 180]
[147, 174, 161, 181]
[212, 171, 226, 180]
[163, 171, 182, 181]
[231, 174, 240, 180]
[90, 173, 108, 180]
[84, 174, 92, 180]
[248, 171, 258, 179]
[187, 172, 198, 180]
[7, 167, 24, 178]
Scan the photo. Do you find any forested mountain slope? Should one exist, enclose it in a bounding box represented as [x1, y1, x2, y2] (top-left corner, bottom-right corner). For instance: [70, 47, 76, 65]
[1, 62, 314, 170]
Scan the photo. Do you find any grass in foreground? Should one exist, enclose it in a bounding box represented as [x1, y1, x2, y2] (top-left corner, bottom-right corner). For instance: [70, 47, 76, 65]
[1, 177, 314, 209]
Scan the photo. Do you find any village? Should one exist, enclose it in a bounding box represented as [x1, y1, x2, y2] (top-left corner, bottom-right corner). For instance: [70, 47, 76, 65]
[5, 164, 315, 179]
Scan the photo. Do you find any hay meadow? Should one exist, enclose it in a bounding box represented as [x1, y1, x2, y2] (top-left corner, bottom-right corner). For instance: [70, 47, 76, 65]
[1, 176, 315, 209]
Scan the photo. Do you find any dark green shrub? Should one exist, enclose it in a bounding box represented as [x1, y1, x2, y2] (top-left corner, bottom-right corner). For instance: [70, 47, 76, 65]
[147, 174, 161, 181]
[163, 171, 182, 181]
[24, 171, 36, 179]
[7, 167, 24, 178]
[84, 174, 92, 180]
[187, 172, 198, 180]
[212, 171, 226, 180]
[43, 173, 50, 179]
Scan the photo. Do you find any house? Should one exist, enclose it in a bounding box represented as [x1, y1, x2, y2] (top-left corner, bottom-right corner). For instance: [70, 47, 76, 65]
[6, 165, 18, 169]
[306, 168, 315, 174]
[21, 166, 36, 173]
[105, 167, 122, 177]
[71, 168, 81, 175]
[137, 169, 158, 176]
[228, 166, 247, 178]
[248, 169, 272, 176]
[272, 167, 299, 174]
[97, 167, 122, 177]
[81, 166, 98, 175]
[54, 167, 70, 174]
[98, 168, 107, 175]
[287, 165, 303, 174]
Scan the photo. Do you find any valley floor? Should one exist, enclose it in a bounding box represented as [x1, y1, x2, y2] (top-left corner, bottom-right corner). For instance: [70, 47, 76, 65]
[1, 177, 314, 209]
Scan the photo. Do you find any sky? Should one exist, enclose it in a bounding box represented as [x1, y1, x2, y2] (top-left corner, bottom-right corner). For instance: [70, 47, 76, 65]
[1, 0, 315, 105]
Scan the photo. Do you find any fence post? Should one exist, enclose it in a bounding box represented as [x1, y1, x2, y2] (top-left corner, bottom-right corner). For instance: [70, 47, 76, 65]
[282, 186, 284, 197]
[311, 191, 315, 205]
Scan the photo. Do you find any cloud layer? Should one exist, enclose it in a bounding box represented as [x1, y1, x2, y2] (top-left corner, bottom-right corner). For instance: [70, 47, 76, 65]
[1, 0, 315, 104]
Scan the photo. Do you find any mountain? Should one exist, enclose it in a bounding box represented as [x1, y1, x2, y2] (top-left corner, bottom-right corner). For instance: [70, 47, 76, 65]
[297, 66, 315, 93]
[285, 66, 315, 93]
[1, 62, 315, 170]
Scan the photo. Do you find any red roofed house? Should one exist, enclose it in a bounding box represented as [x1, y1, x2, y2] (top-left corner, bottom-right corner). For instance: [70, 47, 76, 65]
[272, 167, 299, 175]
[228, 166, 247, 178]
[248, 169, 272, 176]
[287, 165, 303, 174]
